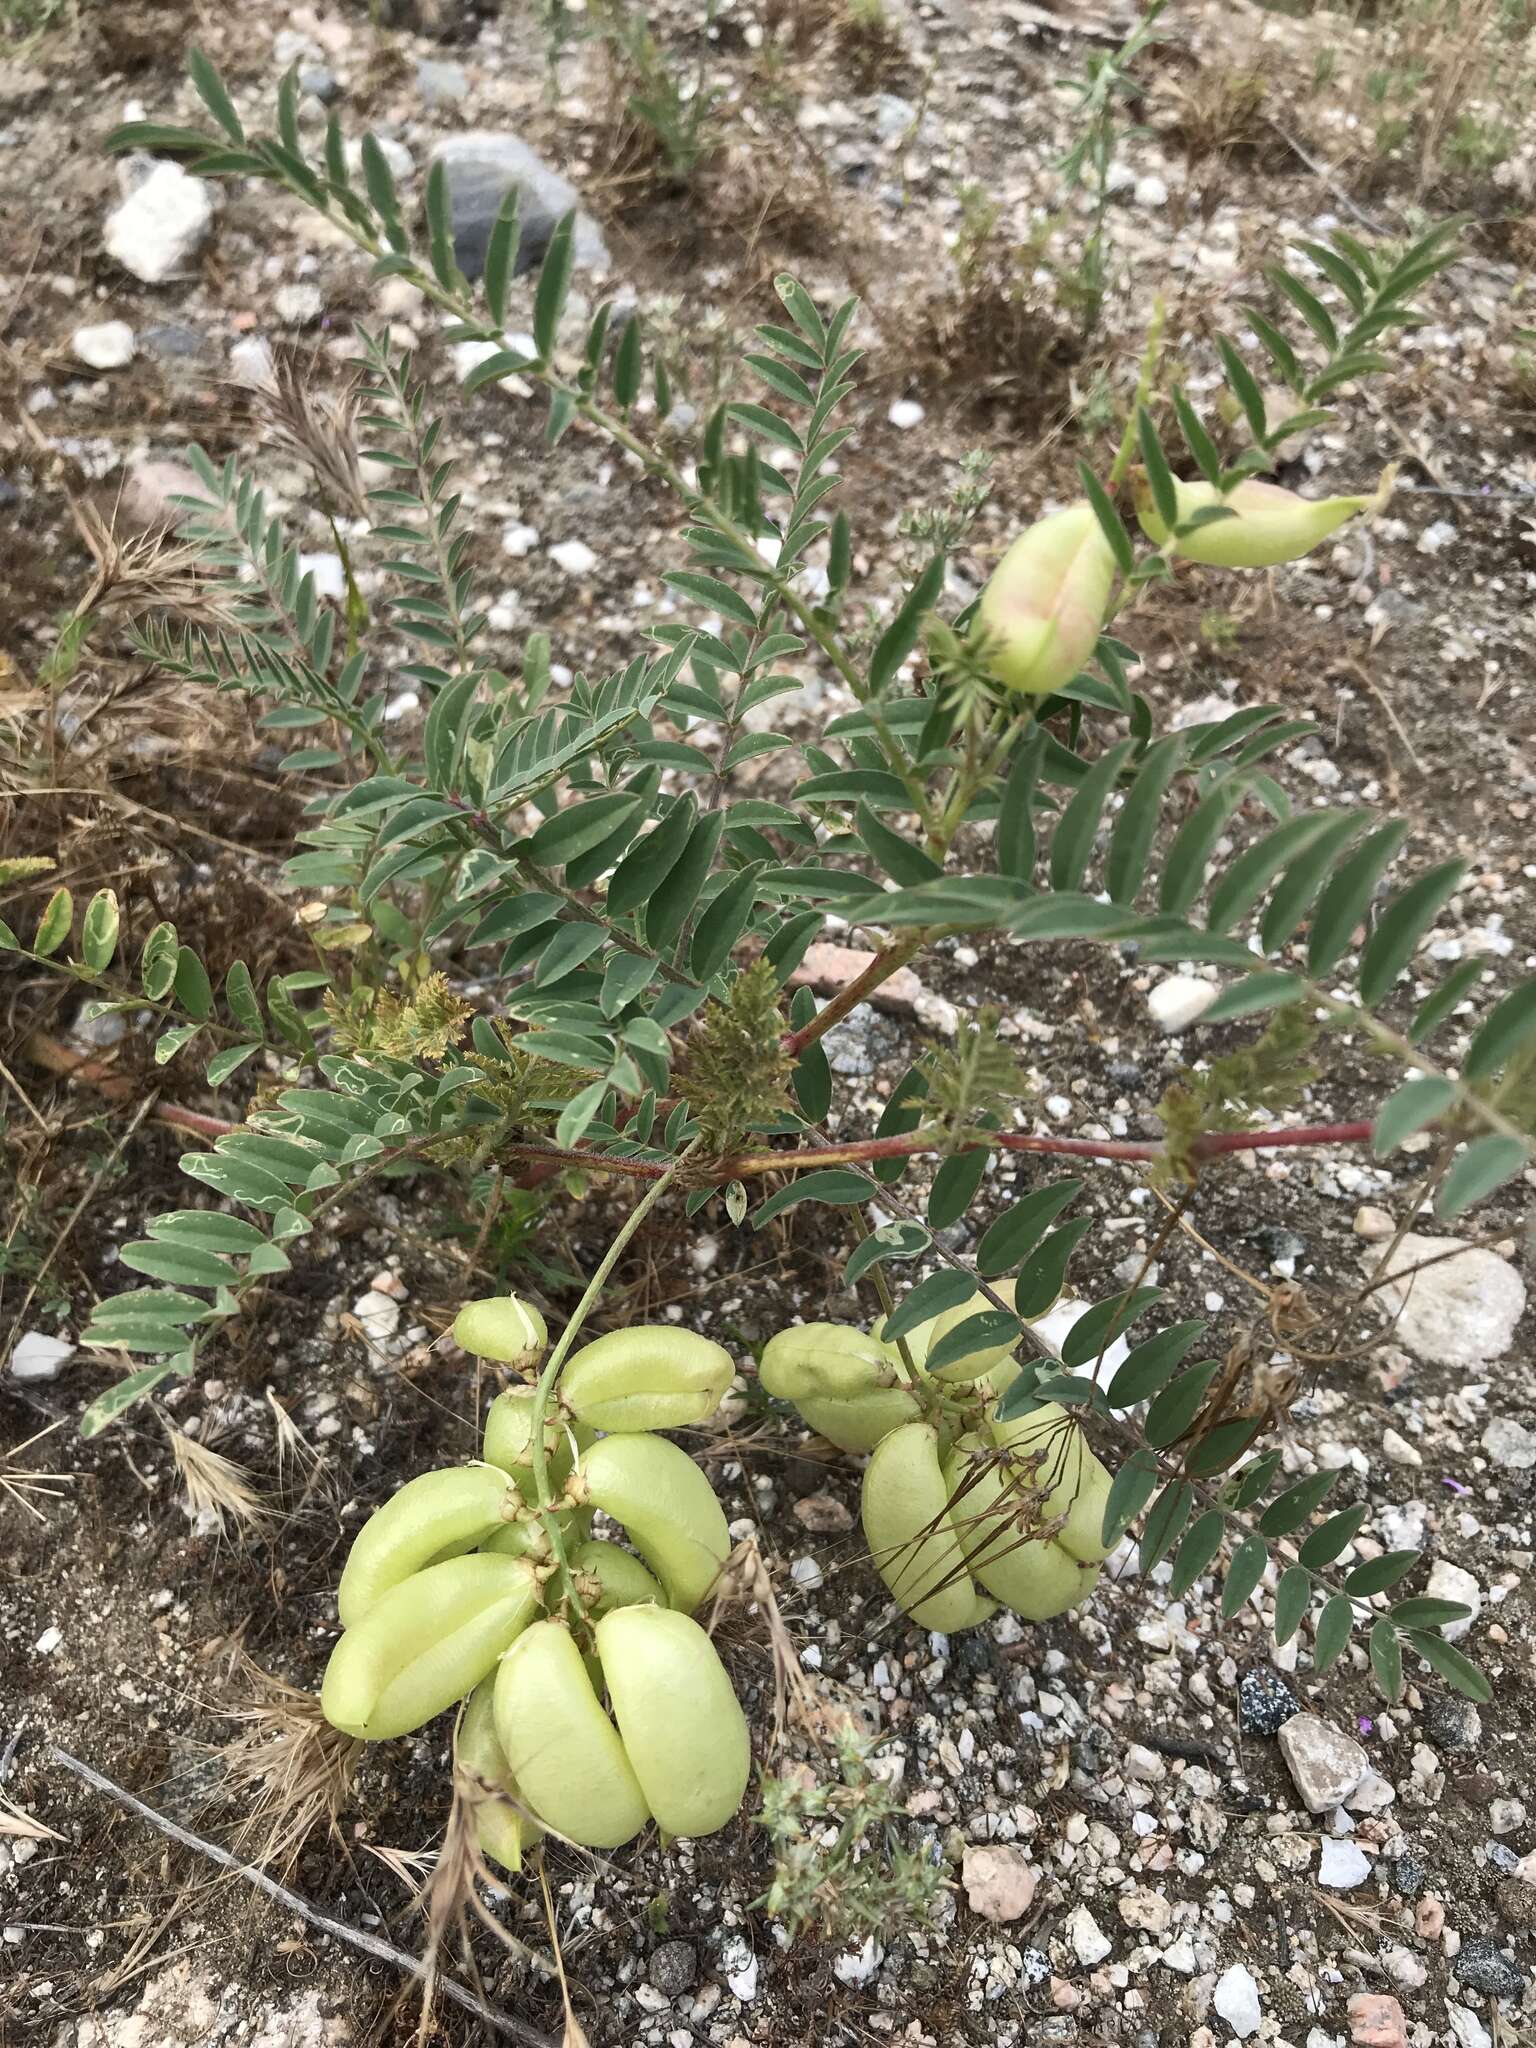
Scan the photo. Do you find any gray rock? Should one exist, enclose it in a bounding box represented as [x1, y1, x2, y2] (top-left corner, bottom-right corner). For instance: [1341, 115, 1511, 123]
[416, 57, 469, 105]
[1454, 1938, 1526, 1999]
[1278, 1713, 1367, 1814]
[430, 132, 609, 283]
[1391, 1850, 1428, 1895]
[1239, 1668, 1298, 1736]
[140, 322, 209, 361]
[299, 63, 341, 103]
[1248, 1225, 1307, 1265]
[1482, 1416, 1536, 1470]
[648, 1940, 697, 1997]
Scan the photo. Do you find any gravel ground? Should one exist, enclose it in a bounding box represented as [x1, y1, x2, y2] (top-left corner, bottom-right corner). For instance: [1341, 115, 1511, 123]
[3, 0, 1536, 2043]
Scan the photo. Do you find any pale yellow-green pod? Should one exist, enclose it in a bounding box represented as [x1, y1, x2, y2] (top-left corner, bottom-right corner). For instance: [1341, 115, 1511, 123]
[870, 1313, 936, 1372]
[456, 1676, 542, 1873]
[482, 1387, 591, 1496]
[1134, 474, 1385, 570]
[337, 1464, 515, 1629]
[793, 1386, 926, 1454]
[322, 1552, 540, 1740]
[759, 1323, 900, 1404]
[571, 1537, 667, 1615]
[943, 1439, 1099, 1622]
[596, 1605, 751, 1839]
[973, 503, 1117, 697]
[922, 1279, 1021, 1383]
[989, 1401, 1115, 1564]
[761, 1324, 923, 1448]
[494, 1620, 651, 1849]
[560, 1325, 734, 1432]
[452, 1294, 549, 1369]
[861, 1422, 988, 1634]
[575, 1434, 731, 1614]
[479, 1502, 592, 1559]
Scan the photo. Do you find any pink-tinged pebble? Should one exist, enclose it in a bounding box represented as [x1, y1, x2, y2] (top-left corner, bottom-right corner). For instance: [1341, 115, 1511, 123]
[1347, 1991, 1408, 2048]
[1415, 1897, 1445, 1938]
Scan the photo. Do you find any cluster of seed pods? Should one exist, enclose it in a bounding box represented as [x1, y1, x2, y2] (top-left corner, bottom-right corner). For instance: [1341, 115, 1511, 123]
[320, 1298, 749, 1863]
[760, 1286, 1114, 1631]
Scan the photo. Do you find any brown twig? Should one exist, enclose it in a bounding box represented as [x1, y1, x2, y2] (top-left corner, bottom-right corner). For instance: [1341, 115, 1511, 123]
[778, 933, 930, 1057]
[45, 1747, 558, 2048]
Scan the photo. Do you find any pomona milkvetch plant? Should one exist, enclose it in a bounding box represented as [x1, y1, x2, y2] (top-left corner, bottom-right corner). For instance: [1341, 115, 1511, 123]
[1, 46, 1512, 1765]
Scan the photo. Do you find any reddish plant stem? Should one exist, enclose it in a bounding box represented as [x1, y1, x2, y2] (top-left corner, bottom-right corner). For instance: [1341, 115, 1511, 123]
[725, 1120, 1375, 1176]
[501, 1118, 1378, 1184]
[24, 1033, 237, 1140]
[778, 933, 930, 1058]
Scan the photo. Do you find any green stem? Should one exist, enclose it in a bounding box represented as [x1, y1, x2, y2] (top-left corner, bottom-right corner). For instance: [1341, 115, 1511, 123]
[524, 1137, 700, 1625]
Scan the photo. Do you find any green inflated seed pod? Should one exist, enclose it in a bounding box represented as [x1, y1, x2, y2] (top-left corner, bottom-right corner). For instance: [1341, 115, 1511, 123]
[972, 503, 1117, 697]
[571, 1537, 667, 1615]
[760, 1323, 922, 1449]
[482, 1386, 592, 1495]
[793, 1386, 928, 1454]
[575, 1434, 732, 1615]
[921, 1279, 1022, 1382]
[988, 1400, 1114, 1565]
[596, 1604, 751, 1839]
[479, 1502, 592, 1559]
[494, 1620, 651, 1849]
[322, 1552, 539, 1740]
[1134, 474, 1385, 569]
[452, 1294, 549, 1369]
[456, 1675, 542, 1872]
[560, 1325, 734, 1433]
[942, 1437, 1099, 1622]
[861, 1422, 992, 1634]
[337, 1464, 516, 1629]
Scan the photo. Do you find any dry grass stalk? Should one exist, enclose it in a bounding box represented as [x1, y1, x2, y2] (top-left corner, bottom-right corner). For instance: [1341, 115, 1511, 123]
[405, 1745, 554, 2048]
[714, 1531, 820, 1750]
[217, 1654, 362, 1877]
[255, 349, 366, 518]
[0, 1791, 63, 1843]
[165, 1419, 273, 1537]
[1, 1419, 73, 1524]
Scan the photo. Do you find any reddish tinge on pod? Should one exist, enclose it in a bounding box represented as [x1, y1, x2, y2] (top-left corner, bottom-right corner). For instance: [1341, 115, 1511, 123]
[973, 503, 1118, 697]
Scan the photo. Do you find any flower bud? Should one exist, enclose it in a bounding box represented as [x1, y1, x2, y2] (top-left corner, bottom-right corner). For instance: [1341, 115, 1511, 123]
[973, 503, 1117, 697]
[452, 1294, 549, 1369]
[561, 1325, 734, 1433]
[1134, 473, 1387, 569]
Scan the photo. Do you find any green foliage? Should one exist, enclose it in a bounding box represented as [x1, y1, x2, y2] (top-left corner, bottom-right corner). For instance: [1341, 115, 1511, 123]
[1156, 1004, 1323, 1180]
[680, 958, 794, 1155]
[32, 55, 1501, 1709]
[755, 1732, 949, 1943]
